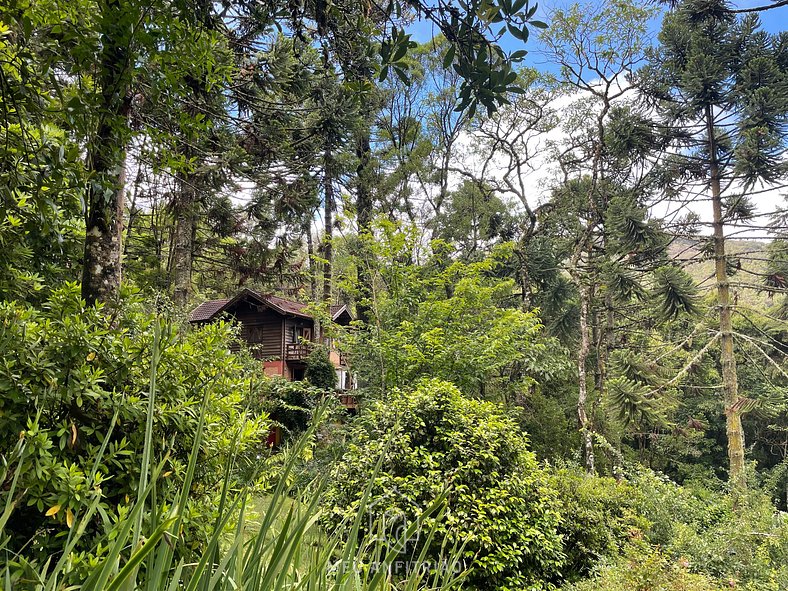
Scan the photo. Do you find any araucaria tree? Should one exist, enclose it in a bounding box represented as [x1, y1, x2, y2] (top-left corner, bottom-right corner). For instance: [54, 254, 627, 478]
[539, 0, 660, 472]
[642, 0, 788, 488]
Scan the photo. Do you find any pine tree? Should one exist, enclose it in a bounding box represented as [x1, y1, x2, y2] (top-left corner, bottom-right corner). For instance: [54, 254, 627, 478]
[642, 0, 788, 487]
[539, 0, 662, 473]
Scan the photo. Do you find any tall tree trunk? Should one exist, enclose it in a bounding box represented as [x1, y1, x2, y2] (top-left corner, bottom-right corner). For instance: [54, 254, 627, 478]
[83, 157, 126, 305]
[172, 173, 195, 307]
[577, 281, 595, 473]
[355, 130, 373, 324]
[81, 0, 133, 305]
[323, 148, 334, 306]
[305, 221, 318, 303]
[706, 105, 746, 489]
[172, 73, 210, 307]
[124, 140, 146, 257]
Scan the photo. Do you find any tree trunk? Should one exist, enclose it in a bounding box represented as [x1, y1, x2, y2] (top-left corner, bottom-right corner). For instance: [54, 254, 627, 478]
[323, 148, 334, 306]
[172, 70, 211, 307]
[172, 174, 195, 307]
[124, 143, 146, 257]
[706, 104, 746, 489]
[355, 130, 373, 324]
[306, 221, 318, 303]
[81, 0, 133, 305]
[82, 156, 126, 306]
[577, 281, 595, 473]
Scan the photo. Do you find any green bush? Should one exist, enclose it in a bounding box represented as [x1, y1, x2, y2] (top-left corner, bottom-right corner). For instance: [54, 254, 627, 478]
[0, 284, 269, 580]
[322, 378, 564, 591]
[626, 470, 728, 547]
[570, 468, 788, 590]
[305, 345, 338, 391]
[1, 414, 470, 591]
[666, 490, 788, 589]
[564, 544, 723, 591]
[256, 377, 321, 438]
[549, 467, 649, 581]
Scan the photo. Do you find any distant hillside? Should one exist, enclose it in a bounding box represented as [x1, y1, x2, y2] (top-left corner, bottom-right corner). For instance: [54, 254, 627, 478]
[668, 238, 775, 311]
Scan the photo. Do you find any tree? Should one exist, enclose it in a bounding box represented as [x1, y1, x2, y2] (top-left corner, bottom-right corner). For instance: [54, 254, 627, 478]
[642, 0, 788, 487]
[79, 0, 137, 305]
[3, 0, 547, 307]
[0, 285, 269, 576]
[431, 180, 517, 259]
[539, 0, 660, 472]
[342, 221, 567, 398]
[0, 9, 85, 301]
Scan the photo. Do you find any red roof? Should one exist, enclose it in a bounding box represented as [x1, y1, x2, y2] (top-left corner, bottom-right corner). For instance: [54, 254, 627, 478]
[265, 294, 310, 317]
[189, 289, 313, 323]
[189, 298, 230, 322]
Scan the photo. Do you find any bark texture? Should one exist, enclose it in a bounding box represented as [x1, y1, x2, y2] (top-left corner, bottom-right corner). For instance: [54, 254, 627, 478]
[577, 282, 595, 473]
[355, 130, 373, 324]
[323, 148, 334, 306]
[172, 174, 196, 308]
[706, 104, 746, 489]
[81, 0, 133, 305]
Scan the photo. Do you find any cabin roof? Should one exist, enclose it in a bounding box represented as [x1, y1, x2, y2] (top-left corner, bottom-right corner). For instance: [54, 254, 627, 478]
[188, 289, 353, 323]
[266, 294, 310, 317]
[189, 298, 231, 322]
[330, 304, 353, 323]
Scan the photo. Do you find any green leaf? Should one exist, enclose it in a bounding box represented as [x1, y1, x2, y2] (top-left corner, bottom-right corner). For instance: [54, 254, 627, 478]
[443, 45, 456, 69]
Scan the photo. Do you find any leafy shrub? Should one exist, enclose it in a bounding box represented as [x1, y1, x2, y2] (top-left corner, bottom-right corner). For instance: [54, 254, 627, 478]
[519, 385, 580, 461]
[0, 114, 84, 303]
[322, 378, 564, 591]
[666, 490, 788, 589]
[549, 467, 650, 580]
[256, 377, 321, 437]
[1, 415, 469, 591]
[305, 345, 337, 391]
[564, 544, 723, 591]
[576, 468, 788, 589]
[0, 284, 269, 579]
[626, 469, 728, 547]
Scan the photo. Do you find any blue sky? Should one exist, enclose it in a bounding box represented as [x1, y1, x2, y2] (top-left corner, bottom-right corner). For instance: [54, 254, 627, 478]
[404, 0, 787, 226]
[407, 0, 787, 73]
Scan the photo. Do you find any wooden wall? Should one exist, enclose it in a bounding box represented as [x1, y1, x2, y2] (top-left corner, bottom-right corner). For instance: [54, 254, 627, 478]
[230, 301, 285, 360]
[284, 318, 314, 344]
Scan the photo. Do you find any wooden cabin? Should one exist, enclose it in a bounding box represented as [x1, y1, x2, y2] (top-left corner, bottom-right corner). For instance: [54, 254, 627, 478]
[189, 289, 357, 407]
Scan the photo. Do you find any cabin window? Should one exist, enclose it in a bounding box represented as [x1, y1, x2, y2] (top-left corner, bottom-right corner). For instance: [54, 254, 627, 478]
[293, 325, 312, 342]
[336, 369, 354, 390]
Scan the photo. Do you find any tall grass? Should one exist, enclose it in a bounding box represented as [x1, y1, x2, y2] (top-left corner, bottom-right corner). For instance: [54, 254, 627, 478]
[0, 323, 466, 590]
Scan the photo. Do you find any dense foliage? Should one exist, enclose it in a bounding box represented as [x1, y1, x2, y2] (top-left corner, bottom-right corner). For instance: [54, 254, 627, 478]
[0, 285, 269, 581]
[305, 345, 340, 392]
[341, 225, 569, 398]
[323, 379, 564, 591]
[2, 0, 788, 588]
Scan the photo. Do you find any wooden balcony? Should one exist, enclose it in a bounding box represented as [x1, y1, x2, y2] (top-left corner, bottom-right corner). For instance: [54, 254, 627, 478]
[337, 391, 358, 410]
[287, 343, 350, 367]
[285, 343, 311, 361]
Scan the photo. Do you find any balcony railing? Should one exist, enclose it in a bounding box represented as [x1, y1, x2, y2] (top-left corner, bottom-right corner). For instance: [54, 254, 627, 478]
[337, 392, 358, 410]
[286, 343, 351, 367]
[285, 343, 311, 361]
